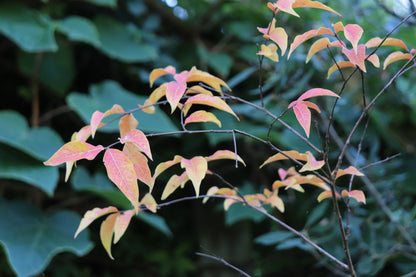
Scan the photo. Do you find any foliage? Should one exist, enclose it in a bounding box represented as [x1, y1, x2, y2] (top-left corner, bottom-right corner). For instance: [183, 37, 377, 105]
[1, 0, 416, 276]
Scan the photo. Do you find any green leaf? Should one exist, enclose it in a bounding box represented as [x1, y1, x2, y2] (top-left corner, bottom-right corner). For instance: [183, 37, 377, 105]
[304, 201, 330, 228]
[57, 16, 101, 47]
[276, 238, 312, 251]
[0, 110, 64, 161]
[80, 0, 117, 7]
[0, 198, 93, 277]
[94, 15, 157, 62]
[254, 230, 295, 246]
[0, 144, 58, 196]
[0, 3, 57, 52]
[18, 42, 75, 96]
[66, 80, 178, 133]
[137, 212, 172, 237]
[197, 46, 233, 77]
[225, 202, 266, 225]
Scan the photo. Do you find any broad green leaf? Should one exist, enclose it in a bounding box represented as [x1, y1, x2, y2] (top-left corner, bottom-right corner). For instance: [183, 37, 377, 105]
[119, 129, 152, 160]
[100, 213, 118, 259]
[225, 202, 266, 225]
[181, 156, 208, 197]
[0, 110, 64, 161]
[58, 16, 101, 47]
[94, 15, 157, 63]
[44, 141, 104, 166]
[197, 47, 233, 77]
[0, 199, 92, 277]
[74, 206, 118, 238]
[67, 80, 178, 133]
[0, 3, 57, 52]
[255, 230, 295, 246]
[104, 149, 139, 212]
[0, 144, 58, 196]
[137, 212, 172, 237]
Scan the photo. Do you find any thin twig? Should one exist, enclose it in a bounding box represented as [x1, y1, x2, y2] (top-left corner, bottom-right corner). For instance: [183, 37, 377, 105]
[196, 252, 252, 277]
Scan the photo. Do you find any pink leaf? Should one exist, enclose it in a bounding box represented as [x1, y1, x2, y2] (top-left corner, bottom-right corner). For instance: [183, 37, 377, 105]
[342, 44, 367, 72]
[149, 65, 176, 87]
[90, 104, 125, 138]
[44, 141, 104, 166]
[347, 190, 366, 204]
[104, 149, 139, 213]
[119, 114, 139, 138]
[181, 156, 208, 197]
[166, 80, 187, 113]
[293, 101, 312, 137]
[182, 94, 238, 119]
[152, 155, 183, 185]
[267, 28, 288, 55]
[275, 0, 299, 17]
[299, 151, 325, 172]
[74, 206, 118, 238]
[123, 143, 152, 189]
[297, 88, 339, 101]
[335, 166, 364, 179]
[344, 24, 363, 53]
[288, 27, 334, 58]
[119, 129, 152, 160]
[184, 110, 222, 127]
[113, 210, 135, 244]
[205, 150, 246, 166]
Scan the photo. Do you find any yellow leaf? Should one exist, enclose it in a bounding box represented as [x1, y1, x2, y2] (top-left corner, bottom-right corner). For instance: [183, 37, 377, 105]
[335, 166, 364, 180]
[257, 43, 279, 62]
[141, 193, 158, 213]
[149, 66, 176, 87]
[181, 156, 208, 197]
[186, 66, 230, 92]
[205, 150, 246, 166]
[327, 61, 355, 79]
[74, 206, 118, 238]
[317, 190, 340, 202]
[184, 110, 222, 127]
[100, 213, 119, 260]
[260, 150, 308, 168]
[182, 94, 238, 120]
[161, 172, 189, 200]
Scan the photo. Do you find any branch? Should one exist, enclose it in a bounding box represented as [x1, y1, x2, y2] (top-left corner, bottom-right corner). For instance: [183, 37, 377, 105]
[196, 252, 252, 277]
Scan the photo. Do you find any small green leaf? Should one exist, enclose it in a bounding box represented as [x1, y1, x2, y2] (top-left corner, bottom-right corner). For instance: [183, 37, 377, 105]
[255, 230, 295, 246]
[0, 198, 93, 277]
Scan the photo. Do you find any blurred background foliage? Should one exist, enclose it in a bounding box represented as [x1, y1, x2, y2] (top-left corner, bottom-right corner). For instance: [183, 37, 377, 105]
[0, 0, 416, 276]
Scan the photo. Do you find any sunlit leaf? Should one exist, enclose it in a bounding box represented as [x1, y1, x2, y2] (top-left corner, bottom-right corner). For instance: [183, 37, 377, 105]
[317, 190, 340, 202]
[344, 24, 363, 54]
[342, 44, 367, 72]
[118, 114, 139, 138]
[203, 186, 220, 203]
[161, 172, 189, 200]
[44, 141, 104, 166]
[186, 85, 213, 96]
[103, 149, 139, 213]
[257, 43, 279, 62]
[182, 94, 238, 119]
[152, 155, 183, 185]
[342, 189, 366, 204]
[287, 174, 329, 190]
[296, 88, 339, 101]
[383, 51, 413, 69]
[100, 213, 118, 259]
[149, 65, 176, 87]
[185, 110, 222, 127]
[267, 28, 288, 55]
[306, 38, 342, 63]
[299, 151, 325, 172]
[166, 80, 187, 113]
[332, 21, 344, 34]
[335, 166, 364, 179]
[288, 27, 334, 58]
[186, 66, 230, 92]
[181, 156, 208, 197]
[119, 129, 152, 160]
[327, 61, 355, 78]
[90, 104, 124, 138]
[123, 142, 152, 189]
[260, 150, 308, 168]
[264, 189, 285, 212]
[205, 150, 246, 166]
[292, 0, 341, 16]
[365, 37, 408, 51]
[74, 206, 118, 238]
[274, 0, 299, 17]
[366, 53, 380, 68]
[293, 101, 312, 137]
[113, 210, 135, 244]
[141, 193, 157, 213]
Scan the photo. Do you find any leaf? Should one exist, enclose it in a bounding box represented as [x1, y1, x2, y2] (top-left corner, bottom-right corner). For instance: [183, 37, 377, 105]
[100, 213, 118, 259]
[0, 199, 93, 277]
[185, 110, 222, 127]
[0, 3, 57, 52]
[267, 28, 288, 55]
[197, 46, 233, 77]
[342, 190, 366, 204]
[123, 143, 152, 189]
[344, 24, 363, 54]
[297, 88, 340, 101]
[166, 79, 187, 113]
[119, 129, 152, 160]
[274, 0, 299, 17]
[327, 61, 355, 78]
[257, 43, 279, 62]
[80, 0, 117, 7]
[44, 141, 104, 166]
[186, 85, 214, 96]
[57, 16, 101, 47]
[142, 84, 167, 113]
[113, 210, 135, 244]
[186, 66, 231, 92]
[292, 0, 341, 16]
[335, 166, 364, 179]
[299, 151, 325, 172]
[366, 53, 380, 68]
[90, 104, 125, 138]
[255, 230, 295, 246]
[182, 94, 239, 120]
[317, 190, 340, 202]
[152, 155, 183, 185]
[181, 156, 208, 197]
[288, 27, 334, 58]
[103, 149, 139, 213]
[205, 150, 246, 166]
[306, 37, 342, 63]
[365, 37, 408, 51]
[149, 66, 176, 87]
[383, 51, 413, 69]
[161, 172, 189, 200]
[292, 101, 312, 137]
[141, 193, 158, 213]
[342, 44, 367, 72]
[260, 150, 308, 168]
[74, 206, 118, 238]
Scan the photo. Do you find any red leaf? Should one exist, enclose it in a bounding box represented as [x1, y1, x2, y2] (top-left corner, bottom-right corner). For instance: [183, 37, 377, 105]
[100, 213, 118, 259]
[74, 206, 118, 238]
[104, 149, 139, 213]
[119, 129, 152, 160]
[44, 141, 104, 166]
[181, 156, 208, 197]
[113, 210, 135, 244]
[123, 143, 152, 189]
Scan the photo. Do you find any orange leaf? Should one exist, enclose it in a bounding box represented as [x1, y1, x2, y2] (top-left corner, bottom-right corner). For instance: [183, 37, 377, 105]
[186, 66, 230, 92]
[74, 206, 118, 238]
[141, 193, 158, 213]
[185, 110, 222, 127]
[299, 151, 325, 172]
[345, 190, 366, 204]
[317, 190, 340, 202]
[366, 53, 380, 68]
[203, 186, 220, 203]
[119, 129, 152, 160]
[288, 27, 334, 58]
[335, 166, 364, 179]
[119, 114, 139, 138]
[113, 210, 135, 244]
[90, 104, 125, 138]
[181, 156, 208, 197]
[287, 174, 329, 190]
[303, 100, 321, 113]
[342, 44, 367, 72]
[257, 43, 279, 62]
[166, 80, 187, 113]
[267, 28, 288, 55]
[327, 61, 355, 78]
[344, 24, 363, 54]
[104, 149, 139, 213]
[161, 172, 189, 200]
[383, 51, 413, 69]
[152, 155, 183, 184]
[264, 189, 285, 212]
[123, 143, 152, 189]
[306, 38, 342, 63]
[100, 213, 118, 259]
[260, 150, 308, 168]
[365, 37, 408, 51]
[186, 85, 213, 96]
[149, 65, 176, 87]
[44, 141, 104, 166]
[332, 21, 344, 34]
[182, 94, 238, 119]
[292, 0, 341, 16]
[205, 150, 246, 166]
[143, 83, 168, 111]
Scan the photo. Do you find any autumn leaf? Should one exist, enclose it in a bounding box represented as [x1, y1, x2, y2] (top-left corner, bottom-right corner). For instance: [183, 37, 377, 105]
[182, 94, 239, 120]
[186, 85, 213, 96]
[152, 155, 184, 186]
[383, 51, 413, 69]
[119, 129, 152, 160]
[334, 166, 364, 180]
[140, 193, 157, 213]
[90, 104, 125, 138]
[317, 190, 340, 202]
[306, 38, 342, 63]
[288, 27, 334, 58]
[257, 43, 279, 62]
[264, 188, 285, 212]
[299, 151, 325, 172]
[181, 156, 208, 197]
[344, 24, 363, 54]
[104, 149, 139, 213]
[74, 206, 118, 238]
[342, 44, 367, 72]
[44, 141, 104, 166]
[184, 110, 222, 127]
[166, 80, 187, 113]
[365, 37, 408, 51]
[205, 150, 246, 166]
[342, 189, 366, 204]
[186, 66, 230, 92]
[118, 114, 139, 138]
[260, 150, 308, 168]
[161, 172, 189, 200]
[292, 0, 341, 16]
[327, 61, 355, 78]
[100, 213, 118, 260]
[123, 143, 152, 189]
[113, 210, 135, 244]
[149, 65, 176, 87]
